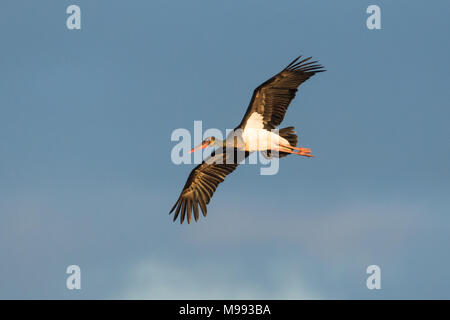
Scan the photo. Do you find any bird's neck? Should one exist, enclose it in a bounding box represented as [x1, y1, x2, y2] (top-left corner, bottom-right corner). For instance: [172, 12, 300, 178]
[217, 137, 241, 148]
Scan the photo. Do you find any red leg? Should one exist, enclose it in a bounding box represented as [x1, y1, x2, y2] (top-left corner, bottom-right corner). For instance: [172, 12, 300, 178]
[276, 147, 314, 157]
[278, 142, 311, 154]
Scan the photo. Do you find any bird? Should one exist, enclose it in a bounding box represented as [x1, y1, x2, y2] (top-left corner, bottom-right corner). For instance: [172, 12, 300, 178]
[170, 55, 325, 224]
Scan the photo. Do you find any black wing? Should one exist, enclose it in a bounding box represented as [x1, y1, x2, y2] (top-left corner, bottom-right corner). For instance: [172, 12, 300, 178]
[170, 148, 249, 224]
[238, 55, 325, 131]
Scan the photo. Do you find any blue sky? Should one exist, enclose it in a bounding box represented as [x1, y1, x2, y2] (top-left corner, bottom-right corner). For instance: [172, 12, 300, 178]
[1, 0, 450, 299]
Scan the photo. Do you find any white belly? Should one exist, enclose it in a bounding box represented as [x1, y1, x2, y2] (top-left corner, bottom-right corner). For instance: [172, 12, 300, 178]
[242, 128, 289, 152]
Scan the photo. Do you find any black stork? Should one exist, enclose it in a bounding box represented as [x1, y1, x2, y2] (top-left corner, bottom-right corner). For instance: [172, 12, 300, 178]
[170, 55, 325, 224]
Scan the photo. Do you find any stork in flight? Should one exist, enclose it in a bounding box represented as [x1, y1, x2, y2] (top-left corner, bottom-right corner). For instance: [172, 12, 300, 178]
[170, 55, 325, 223]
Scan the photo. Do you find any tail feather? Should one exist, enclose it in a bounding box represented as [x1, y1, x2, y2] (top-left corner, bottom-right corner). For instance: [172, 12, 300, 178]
[263, 126, 298, 158]
[278, 126, 298, 158]
[279, 126, 298, 147]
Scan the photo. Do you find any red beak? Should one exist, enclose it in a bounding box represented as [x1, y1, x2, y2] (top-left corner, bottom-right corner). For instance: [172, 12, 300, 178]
[189, 141, 209, 153]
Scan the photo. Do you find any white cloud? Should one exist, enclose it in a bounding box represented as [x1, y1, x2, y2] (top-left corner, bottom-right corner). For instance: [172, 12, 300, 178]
[116, 258, 321, 299]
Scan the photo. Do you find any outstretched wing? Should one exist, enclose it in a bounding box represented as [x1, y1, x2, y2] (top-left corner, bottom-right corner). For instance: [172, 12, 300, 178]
[238, 56, 325, 131]
[170, 148, 249, 224]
